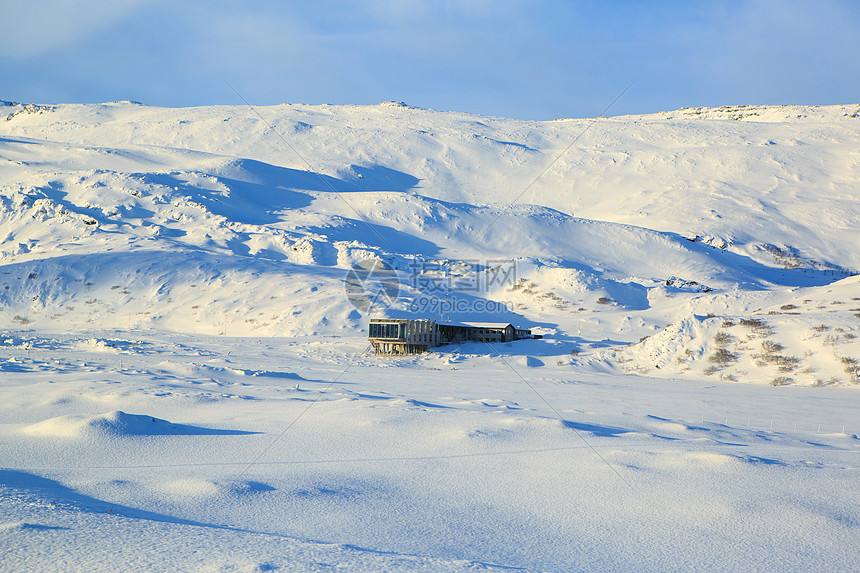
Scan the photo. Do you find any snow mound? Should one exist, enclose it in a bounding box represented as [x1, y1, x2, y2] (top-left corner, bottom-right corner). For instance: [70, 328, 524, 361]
[159, 478, 276, 498]
[0, 521, 67, 533]
[614, 276, 860, 384]
[21, 411, 249, 438]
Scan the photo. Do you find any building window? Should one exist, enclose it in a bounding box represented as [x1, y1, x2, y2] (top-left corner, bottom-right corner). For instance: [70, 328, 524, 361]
[370, 322, 402, 339]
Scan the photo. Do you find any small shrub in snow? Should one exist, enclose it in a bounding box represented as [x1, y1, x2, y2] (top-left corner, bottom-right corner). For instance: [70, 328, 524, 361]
[708, 348, 737, 366]
[703, 365, 719, 376]
[770, 376, 794, 386]
[811, 324, 830, 333]
[780, 304, 798, 310]
[722, 319, 735, 328]
[840, 357, 859, 383]
[713, 331, 734, 347]
[740, 318, 773, 336]
[760, 244, 802, 269]
[720, 372, 738, 382]
[777, 361, 800, 373]
[761, 340, 783, 354]
[596, 297, 614, 305]
[822, 335, 840, 347]
[756, 345, 800, 371]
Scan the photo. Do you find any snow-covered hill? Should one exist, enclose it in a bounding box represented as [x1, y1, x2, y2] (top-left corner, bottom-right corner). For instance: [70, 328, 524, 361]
[1, 99, 858, 385]
[4, 99, 859, 267]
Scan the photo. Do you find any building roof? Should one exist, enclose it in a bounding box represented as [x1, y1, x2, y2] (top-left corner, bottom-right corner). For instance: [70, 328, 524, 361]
[368, 319, 523, 330]
[441, 321, 515, 329]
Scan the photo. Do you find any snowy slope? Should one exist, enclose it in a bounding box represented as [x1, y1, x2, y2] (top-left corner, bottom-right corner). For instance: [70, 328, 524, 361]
[3, 99, 859, 269]
[1, 100, 859, 571]
[1, 99, 858, 382]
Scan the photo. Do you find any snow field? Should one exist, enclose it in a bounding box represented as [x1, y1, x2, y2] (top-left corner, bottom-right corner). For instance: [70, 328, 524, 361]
[1, 332, 858, 571]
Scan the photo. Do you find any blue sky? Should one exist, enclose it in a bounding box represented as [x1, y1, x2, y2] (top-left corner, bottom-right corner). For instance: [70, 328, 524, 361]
[2, 0, 858, 120]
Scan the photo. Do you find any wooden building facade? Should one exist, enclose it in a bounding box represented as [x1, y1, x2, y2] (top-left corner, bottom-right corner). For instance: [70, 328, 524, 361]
[369, 318, 534, 355]
[368, 318, 440, 355]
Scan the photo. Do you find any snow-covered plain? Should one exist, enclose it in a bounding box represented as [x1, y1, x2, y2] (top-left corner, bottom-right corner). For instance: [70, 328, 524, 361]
[0, 100, 858, 571]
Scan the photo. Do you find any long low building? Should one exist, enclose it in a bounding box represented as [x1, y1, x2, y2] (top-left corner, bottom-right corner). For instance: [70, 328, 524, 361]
[368, 318, 537, 355]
